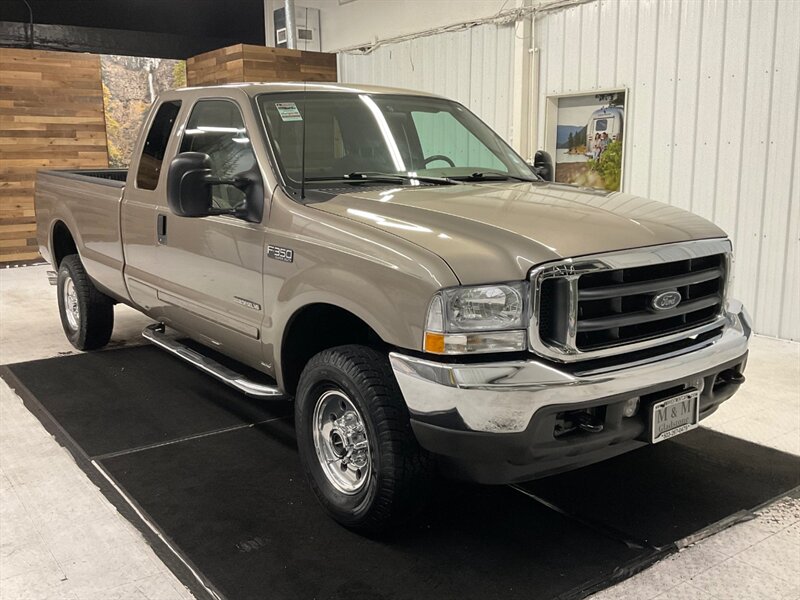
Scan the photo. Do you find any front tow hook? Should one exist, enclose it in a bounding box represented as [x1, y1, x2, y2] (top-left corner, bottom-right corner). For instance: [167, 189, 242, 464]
[575, 412, 604, 433]
[717, 369, 746, 386]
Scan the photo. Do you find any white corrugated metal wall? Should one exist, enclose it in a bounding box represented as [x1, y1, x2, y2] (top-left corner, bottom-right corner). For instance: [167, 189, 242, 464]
[335, 1, 798, 340]
[535, 0, 800, 340]
[337, 23, 518, 145]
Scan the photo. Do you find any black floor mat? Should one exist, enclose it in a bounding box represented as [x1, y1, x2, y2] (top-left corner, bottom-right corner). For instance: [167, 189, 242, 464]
[520, 428, 800, 548]
[6, 346, 291, 457]
[3, 347, 799, 600]
[101, 422, 644, 600]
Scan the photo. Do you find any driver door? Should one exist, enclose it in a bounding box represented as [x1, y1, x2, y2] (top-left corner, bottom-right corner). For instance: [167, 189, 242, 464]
[152, 98, 266, 368]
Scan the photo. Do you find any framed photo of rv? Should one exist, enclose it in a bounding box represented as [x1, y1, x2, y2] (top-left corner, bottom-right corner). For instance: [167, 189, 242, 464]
[543, 88, 628, 192]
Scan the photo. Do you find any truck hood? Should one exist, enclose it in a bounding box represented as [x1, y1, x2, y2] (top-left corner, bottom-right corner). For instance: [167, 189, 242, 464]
[308, 182, 726, 285]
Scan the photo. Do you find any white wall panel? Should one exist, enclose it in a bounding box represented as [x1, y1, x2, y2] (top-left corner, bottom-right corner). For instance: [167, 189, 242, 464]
[337, 23, 517, 145]
[536, 0, 800, 340]
[757, 0, 800, 337]
[684, 0, 719, 219]
[711, 0, 748, 235]
[628, 0, 659, 196]
[297, 0, 514, 52]
[578, 1, 600, 91]
[669, 0, 704, 215]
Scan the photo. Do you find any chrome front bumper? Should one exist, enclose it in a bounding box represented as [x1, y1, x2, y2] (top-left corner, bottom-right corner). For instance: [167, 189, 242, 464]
[390, 301, 751, 435]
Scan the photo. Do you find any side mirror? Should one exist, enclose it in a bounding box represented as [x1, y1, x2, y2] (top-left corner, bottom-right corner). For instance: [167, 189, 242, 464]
[531, 150, 554, 182]
[166, 152, 263, 223]
[166, 152, 215, 217]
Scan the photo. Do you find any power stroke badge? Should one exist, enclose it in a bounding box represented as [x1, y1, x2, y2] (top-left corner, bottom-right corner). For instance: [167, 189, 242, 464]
[234, 297, 262, 311]
[267, 245, 294, 263]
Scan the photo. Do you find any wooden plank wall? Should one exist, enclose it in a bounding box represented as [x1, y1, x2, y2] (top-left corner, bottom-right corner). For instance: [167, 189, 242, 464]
[0, 48, 108, 264]
[187, 44, 337, 86]
[0, 44, 334, 264]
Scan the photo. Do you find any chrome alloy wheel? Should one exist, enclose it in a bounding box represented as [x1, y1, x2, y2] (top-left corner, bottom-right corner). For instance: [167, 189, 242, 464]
[312, 389, 371, 494]
[62, 275, 80, 331]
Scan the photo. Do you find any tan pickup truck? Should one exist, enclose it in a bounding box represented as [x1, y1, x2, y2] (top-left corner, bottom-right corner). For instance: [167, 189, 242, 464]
[35, 83, 751, 531]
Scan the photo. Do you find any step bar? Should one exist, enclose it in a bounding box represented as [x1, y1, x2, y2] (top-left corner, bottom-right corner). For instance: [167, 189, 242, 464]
[142, 323, 285, 399]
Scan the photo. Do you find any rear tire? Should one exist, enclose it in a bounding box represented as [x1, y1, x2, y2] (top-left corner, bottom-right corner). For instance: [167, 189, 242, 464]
[57, 255, 114, 350]
[295, 345, 433, 533]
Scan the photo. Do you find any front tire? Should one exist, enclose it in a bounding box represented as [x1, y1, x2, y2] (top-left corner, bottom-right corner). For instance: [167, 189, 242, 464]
[57, 255, 114, 350]
[295, 345, 433, 533]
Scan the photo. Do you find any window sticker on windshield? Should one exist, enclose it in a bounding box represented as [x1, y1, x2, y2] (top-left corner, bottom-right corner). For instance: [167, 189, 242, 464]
[275, 102, 302, 122]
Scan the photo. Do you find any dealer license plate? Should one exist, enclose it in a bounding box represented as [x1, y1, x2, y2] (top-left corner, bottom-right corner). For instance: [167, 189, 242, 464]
[650, 390, 700, 444]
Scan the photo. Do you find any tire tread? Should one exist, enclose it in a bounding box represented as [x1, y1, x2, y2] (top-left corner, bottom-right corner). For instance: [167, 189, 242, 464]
[58, 255, 114, 350]
[296, 345, 433, 532]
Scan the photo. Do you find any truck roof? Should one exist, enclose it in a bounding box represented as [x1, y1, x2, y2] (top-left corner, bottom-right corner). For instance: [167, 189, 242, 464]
[177, 81, 442, 98]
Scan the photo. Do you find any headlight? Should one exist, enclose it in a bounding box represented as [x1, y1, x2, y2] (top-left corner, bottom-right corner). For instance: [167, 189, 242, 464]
[424, 283, 528, 355]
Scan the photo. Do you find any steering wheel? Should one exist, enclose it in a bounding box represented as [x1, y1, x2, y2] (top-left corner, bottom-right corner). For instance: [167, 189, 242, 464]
[423, 154, 456, 168]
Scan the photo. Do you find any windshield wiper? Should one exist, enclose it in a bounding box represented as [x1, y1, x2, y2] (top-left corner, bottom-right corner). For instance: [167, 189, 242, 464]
[450, 171, 539, 183]
[306, 172, 458, 185]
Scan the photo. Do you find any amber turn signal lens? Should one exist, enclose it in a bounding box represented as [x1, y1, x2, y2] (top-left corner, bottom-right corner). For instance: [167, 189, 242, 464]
[424, 332, 445, 354]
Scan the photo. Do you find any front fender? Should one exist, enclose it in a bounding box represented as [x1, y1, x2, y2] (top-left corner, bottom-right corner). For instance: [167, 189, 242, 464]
[267, 261, 448, 387]
[262, 191, 460, 383]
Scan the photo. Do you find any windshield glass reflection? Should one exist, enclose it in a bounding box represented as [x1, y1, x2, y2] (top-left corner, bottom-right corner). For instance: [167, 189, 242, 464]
[257, 92, 535, 188]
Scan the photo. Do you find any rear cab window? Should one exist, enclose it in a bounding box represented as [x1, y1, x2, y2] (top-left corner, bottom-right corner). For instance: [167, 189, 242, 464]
[136, 100, 182, 190]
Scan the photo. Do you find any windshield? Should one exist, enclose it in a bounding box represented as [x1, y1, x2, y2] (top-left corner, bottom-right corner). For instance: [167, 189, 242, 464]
[256, 92, 535, 187]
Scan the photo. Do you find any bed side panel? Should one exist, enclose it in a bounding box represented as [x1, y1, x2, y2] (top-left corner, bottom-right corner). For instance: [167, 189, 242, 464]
[34, 171, 130, 301]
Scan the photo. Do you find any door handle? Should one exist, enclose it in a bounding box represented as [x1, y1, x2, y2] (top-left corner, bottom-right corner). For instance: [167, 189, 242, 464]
[157, 213, 167, 244]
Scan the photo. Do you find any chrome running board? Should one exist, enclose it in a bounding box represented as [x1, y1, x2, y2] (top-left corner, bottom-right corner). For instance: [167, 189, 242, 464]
[47, 270, 58, 285]
[142, 323, 285, 399]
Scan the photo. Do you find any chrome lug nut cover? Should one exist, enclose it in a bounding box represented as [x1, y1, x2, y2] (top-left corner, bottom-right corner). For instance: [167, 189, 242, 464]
[312, 389, 371, 494]
[62, 275, 80, 331]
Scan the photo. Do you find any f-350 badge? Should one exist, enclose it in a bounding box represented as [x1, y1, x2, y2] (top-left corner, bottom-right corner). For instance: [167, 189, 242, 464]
[267, 245, 294, 263]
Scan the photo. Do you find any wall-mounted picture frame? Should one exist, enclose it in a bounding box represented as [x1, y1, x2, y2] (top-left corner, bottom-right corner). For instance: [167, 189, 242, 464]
[100, 55, 187, 168]
[543, 88, 628, 192]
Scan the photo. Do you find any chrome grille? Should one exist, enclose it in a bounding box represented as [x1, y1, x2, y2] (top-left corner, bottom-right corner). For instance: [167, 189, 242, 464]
[529, 239, 731, 362]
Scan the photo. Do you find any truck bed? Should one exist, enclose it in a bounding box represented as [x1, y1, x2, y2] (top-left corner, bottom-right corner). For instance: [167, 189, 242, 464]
[42, 168, 128, 186]
[34, 168, 131, 302]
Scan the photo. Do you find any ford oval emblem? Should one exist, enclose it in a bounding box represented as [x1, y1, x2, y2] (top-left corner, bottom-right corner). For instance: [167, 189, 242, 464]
[651, 290, 682, 311]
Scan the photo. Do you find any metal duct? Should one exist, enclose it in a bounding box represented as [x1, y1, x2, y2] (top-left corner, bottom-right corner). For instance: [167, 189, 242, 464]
[284, 0, 297, 49]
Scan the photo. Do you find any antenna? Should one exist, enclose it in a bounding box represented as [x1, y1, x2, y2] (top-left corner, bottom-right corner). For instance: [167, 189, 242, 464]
[300, 81, 307, 200]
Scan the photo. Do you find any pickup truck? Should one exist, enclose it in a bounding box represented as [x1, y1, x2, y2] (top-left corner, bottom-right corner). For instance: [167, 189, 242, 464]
[35, 83, 751, 532]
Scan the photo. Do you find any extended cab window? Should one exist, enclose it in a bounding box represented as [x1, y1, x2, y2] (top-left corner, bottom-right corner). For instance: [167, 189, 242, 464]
[136, 100, 181, 190]
[180, 100, 257, 210]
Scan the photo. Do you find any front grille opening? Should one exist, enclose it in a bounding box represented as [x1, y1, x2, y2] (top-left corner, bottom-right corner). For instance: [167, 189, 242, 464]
[538, 278, 556, 341]
[571, 325, 725, 372]
[691, 255, 722, 270]
[623, 259, 691, 282]
[689, 278, 721, 299]
[580, 269, 623, 288]
[538, 252, 726, 353]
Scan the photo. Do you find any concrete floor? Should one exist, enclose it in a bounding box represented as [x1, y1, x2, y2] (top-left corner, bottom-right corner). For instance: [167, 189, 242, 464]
[1, 264, 798, 599]
[1, 266, 191, 599]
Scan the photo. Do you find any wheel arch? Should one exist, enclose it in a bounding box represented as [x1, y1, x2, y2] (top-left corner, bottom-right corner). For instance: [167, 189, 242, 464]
[279, 303, 386, 396]
[51, 220, 79, 268]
